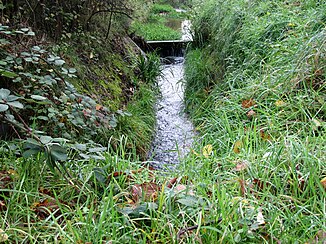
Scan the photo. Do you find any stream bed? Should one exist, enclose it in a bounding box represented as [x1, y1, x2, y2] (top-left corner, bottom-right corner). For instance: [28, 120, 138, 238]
[149, 57, 195, 169]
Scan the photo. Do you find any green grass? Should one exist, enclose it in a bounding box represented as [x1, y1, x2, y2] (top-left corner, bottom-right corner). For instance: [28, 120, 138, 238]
[130, 3, 186, 40]
[182, 0, 326, 242]
[1, 0, 325, 243]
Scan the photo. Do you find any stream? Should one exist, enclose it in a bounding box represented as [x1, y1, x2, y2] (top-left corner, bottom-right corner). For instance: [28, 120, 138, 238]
[149, 19, 195, 169]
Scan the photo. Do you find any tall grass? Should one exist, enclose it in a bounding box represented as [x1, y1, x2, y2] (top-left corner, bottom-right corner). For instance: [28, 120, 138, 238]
[183, 0, 326, 242]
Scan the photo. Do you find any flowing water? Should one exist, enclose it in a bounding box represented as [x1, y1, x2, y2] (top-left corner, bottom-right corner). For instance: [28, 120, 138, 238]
[149, 18, 194, 169]
[149, 57, 195, 169]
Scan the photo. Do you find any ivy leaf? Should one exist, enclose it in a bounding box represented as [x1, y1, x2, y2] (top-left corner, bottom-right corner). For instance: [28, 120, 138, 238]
[177, 196, 199, 207]
[0, 104, 9, 112]
[31, 95, 47, 101]
[54, 59, 65, 66]
[40, 136, 53, 144]
[0, 88, 10, 99]
[93, 167, 107, 184]
[50, 144, 67, 161]
[22, 148, 43, 158]
[7, 101, 23, 109]
[6, 95, 19, 102]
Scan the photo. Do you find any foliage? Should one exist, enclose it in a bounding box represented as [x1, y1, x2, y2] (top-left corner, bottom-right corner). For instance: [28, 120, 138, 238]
[1, 0, 134, 40]
[151, 4, 176, 14]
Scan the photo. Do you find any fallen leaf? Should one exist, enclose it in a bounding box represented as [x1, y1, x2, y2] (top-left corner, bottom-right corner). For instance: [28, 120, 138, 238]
[31, 198, 63, 223]
[0, 201, 6, 211]
[166, 177, 178, 188]
[256, 208, 265, 225]
[247, 109, 256, 119]
[0, 229, 8, 243]
[233, 140, 243, 154]
[95, 104, 103, 111]
[260, 130, 271, 141]
[234, 161, 248, 171]
[131, 182, 161, 202]
[320, 177, 326, 189]
[238, 179, 247, 196]
[202, 144, 213, 158]
[312, 118, 321, 128]
[275, 100, 286, 107]
[191, 149, 200, 156]
[242, 98, 256, 108]
[173, 184, 195, 196]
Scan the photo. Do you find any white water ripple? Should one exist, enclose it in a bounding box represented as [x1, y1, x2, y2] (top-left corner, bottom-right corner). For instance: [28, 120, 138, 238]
[149, 57, 195, 169]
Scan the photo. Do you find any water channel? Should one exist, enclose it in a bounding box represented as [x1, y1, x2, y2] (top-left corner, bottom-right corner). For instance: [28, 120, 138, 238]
[149, 20, 195, 169]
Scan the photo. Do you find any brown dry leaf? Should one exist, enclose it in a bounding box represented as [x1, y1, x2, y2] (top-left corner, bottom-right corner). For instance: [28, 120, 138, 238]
[320, 177, 326, 189]
[234, 161, 248, 171]
[233, 140, 243, 154]
[0, 201, 6, 212]
[31, 198, 62, 222]
[166, 177, 178, 188]
[131, 182, 161, 203]
[173, 184, 195, 196]
[247, 109, 256, 119]
[242, 98, 256, 108]
[238, 179, 248, 196]
[260, 130, 271, 141]
[95, 104, 103, 111]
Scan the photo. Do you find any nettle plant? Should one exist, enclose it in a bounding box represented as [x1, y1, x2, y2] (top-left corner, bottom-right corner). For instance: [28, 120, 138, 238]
[0, 24, 129, 172]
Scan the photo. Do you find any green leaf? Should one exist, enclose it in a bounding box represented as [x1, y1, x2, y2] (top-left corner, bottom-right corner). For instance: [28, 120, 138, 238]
[177, 196, 199, 207]
[7, 101, 23, 109]
[54, 59, 65, 66]
[37, 116, 48, 121]
[69, 68, 77, 73]
[0, 104, 9, 112]
[6, 95, 19, 102]
[40, 136, 53, 144]
[50, 144, 67, 161]
[88, 147, 106, 153]
[25, 138, 42, 147]
[93, 167, 107, 184]
[74, 143, 87, 151]
[0, 88, 10, 100]
[20, 28, 29, 32]
[31, 95, 47, 101]
[0, 38, 10, 44]
[23, 148, 43, 158]
[0, 70, 17, 78]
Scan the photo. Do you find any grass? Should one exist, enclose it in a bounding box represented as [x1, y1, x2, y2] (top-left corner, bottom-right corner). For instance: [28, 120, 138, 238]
[182, 0, 326, 242]
[1, 0, 325, 243]
[130, 3, 187, 41]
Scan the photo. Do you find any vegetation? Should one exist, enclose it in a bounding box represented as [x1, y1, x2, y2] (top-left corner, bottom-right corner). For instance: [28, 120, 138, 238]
[130, 3, 187, 40]
[183, 0, 326, 242]
[1, 0, 325, 243]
